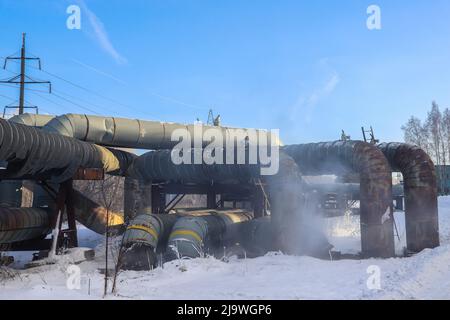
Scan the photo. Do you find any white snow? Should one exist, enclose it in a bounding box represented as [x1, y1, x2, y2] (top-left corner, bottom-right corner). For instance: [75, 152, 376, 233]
[1, 198, 450, 300]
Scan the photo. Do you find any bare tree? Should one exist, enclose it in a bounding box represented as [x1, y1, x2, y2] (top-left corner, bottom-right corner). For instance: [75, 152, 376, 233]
[402, 116, 430, 152]
[100, 175, 122, 298]
[442, 108, 450, 164]
[425, 102, 444, 165]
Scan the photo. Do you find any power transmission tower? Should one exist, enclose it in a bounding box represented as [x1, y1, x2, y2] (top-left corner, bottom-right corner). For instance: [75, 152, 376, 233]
[0, 33, 51, 116]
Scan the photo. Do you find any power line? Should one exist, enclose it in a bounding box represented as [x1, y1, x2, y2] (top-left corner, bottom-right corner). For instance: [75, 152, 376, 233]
[0, 82, 52, 93]
[0, 92, 17, 102]
[4, 51, 210, 118]
[23, 62, 147, 114]
[51, 89, 115, 115]
[50, 92, 100, 115]
[25, 58, 208, 115]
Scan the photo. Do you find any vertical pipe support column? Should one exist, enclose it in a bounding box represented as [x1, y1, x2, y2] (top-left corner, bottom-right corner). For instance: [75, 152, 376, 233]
[207, 190, 216, 209]
[124, 178, 153, 223]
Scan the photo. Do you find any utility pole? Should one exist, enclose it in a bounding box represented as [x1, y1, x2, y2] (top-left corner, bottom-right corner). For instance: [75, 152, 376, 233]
[0, 33, 51, 116]
[18, 33, 27, 115]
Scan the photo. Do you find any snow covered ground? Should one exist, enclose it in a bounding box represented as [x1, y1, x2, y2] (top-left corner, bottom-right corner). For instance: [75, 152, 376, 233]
[1, 198, 450, 300]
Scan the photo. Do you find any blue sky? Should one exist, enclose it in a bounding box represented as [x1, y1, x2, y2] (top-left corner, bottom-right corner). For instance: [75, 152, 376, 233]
[1, 0, 450, 144]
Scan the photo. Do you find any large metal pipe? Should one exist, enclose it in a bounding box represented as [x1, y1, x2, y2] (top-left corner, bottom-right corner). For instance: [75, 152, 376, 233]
[166, 210, 253, 259]
[0, 115, 56, 209]
[121, 213, 179, 270]
[71, 189, 124, 235]
[0, 207, 51, 244]
[283, 141, 395, 258]
[9, 114, 55, 128]
[42, 114, 281, 150]
[128, 149, 310, 255]
[127, 149, 261, 184]
[222, 217, 275, 257]
[0, 118, 134, 182]
[378, 142, 439, 252]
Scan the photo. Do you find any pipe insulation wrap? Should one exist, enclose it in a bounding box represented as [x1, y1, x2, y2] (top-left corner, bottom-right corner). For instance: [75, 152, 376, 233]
[378, 142, 440, 252]
[283, 141, 395, 258]
[0, 207, 51, 244]
[0, 118, 134, 182]
[71, 189, 124, 234]
[167, 210, 253, 259]
[43, 114, 283, 150]
[121, 213, 179, 270]
[127, 149, 261, 184]
[9, 114, 55, 128]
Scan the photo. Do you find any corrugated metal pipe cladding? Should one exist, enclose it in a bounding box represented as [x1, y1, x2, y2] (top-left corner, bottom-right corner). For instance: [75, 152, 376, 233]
[126, 149, 261, 184]
[42, 113, 280, 150]
[166, 210, 253, 260]
[0, 118, 134, 182]
[283, 141, 396, 258]
[0, 207, 51, 244]
[121, 213, 179, 270]
[378, 142, 440, 252]
[9, 114, 55, 128]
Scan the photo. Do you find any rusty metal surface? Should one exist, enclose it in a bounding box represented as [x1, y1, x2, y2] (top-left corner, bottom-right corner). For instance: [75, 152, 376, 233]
[283, 141, 395, 258]
[379, 142, 439, 252]
[72, 168, 105, 180]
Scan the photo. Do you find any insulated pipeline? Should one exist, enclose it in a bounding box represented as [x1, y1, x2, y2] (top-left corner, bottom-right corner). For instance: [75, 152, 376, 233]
[121, 213, 179, 270]
[0, 207, 51, 244]
[43, 114, 282, 150]
[0, 118, 134, 182]
[283, 141, 395, 258]
[127, 149, 261, 184]
[378, 142, 440, 252]
[166, 210, 253, 259]
[9, 114, 55, 128]
[71, 189, 124, 235]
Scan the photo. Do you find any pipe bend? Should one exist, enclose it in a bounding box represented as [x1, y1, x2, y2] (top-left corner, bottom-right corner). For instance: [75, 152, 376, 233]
[9, 113, 55, 128]
[121, 213, 179, 270]
[166, 211, 253, 260]
[283, 141, 395, 258]
[378, 142, 439, 251]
